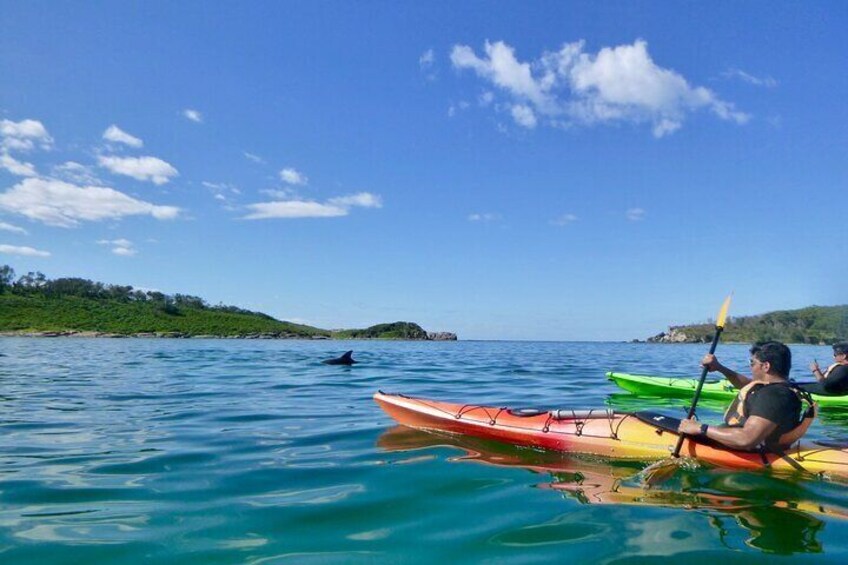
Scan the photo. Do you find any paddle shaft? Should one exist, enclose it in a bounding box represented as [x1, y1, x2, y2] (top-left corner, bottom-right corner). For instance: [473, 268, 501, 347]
[672, 325, 725, 457]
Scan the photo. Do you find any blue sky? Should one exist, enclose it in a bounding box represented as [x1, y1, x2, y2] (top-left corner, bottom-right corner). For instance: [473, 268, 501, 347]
[1, 1, 845, 340]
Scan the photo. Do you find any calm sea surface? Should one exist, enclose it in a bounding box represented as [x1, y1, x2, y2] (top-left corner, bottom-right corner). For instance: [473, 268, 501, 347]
[1, 338, 847, 563]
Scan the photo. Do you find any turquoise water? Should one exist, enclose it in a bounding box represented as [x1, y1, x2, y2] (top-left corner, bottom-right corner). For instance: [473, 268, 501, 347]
[1, 338, 847, 563]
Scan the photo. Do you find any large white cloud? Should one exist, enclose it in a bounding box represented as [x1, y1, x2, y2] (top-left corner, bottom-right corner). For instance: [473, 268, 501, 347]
[0, 244, 50, 257]
[451, 39, 749, 136]
[0, 178, 180, 227]
[0, 119, 53, 152]
[103, 125, 143, 148]
[98, 155, 179, 185]
[243, 191, 382, 220]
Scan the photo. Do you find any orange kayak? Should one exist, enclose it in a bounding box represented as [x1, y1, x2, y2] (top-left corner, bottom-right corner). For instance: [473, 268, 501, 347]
[374, 391, 848, 477]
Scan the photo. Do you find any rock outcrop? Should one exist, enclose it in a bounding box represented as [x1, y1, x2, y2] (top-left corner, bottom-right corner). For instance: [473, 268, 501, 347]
[427, 332, 457, 341]
[646, 327, 704, 343]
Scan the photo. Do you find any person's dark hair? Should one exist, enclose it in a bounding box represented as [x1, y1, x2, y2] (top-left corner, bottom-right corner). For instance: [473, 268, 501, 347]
[750, 341, 792, 378]
[834, 342, 848, 356]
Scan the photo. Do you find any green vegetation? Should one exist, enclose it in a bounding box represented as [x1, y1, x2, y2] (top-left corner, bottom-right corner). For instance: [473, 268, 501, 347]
[332, 322, 429, 340]
[0, 264, 433, 339]
[654, 305, 848, 344]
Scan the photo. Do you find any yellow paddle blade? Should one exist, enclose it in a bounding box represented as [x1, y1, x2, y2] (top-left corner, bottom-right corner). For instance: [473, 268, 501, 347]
[715, 293, 733, 329]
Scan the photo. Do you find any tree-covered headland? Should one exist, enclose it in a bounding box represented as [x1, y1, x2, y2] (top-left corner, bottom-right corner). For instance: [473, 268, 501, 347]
[0, 265, 454, 339]
[647, 305, 848, 345]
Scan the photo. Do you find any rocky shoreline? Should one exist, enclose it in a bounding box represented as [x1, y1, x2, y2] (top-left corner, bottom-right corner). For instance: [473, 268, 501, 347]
[0, 330, 458, 340]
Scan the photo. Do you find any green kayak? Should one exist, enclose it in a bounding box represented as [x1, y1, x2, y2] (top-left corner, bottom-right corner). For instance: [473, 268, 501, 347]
[606, 371, 848, 407]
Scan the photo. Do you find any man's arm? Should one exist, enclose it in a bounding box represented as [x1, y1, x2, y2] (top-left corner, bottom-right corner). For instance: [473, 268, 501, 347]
[678, 415, 777, 450]
[702, 354, 751, 389]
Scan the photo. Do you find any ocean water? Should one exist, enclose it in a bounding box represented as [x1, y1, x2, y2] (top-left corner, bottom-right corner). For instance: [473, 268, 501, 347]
[1, 338, 847, 564]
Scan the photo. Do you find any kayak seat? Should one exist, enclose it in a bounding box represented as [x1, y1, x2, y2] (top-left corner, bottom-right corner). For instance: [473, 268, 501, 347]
[632, 411, 683, 434]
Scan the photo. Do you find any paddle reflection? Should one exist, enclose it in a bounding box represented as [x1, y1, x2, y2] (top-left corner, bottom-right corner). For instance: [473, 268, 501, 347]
[378, 425, 848, 555]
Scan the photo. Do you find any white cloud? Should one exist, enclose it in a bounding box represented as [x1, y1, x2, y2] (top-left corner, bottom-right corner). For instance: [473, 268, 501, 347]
[260, 188, 295, 200]
[451, 39, 749, 136]
[183, 109, 203, 123]
[244, 200, 347, 219]
[328, 192, 382, 209]
[97, 238, 136, 256]
[202, 181, 241, 195]
[451, 42, 550, 108]
[51, 161, 101, 185]
[419, 49, 435, 69]
[722, 68, 778, 88]
[0, 178, 180, 227]
[0, 153, 37, 176]
[0, 221, 27, 234]
[243, 191, 382, 220]
[510, 104, 537, 128]
[102, 125, 143, 147]
[0, 118, 53, 152]
[244, 152, 265, 164]
[280, 167, 308, 185]
[626, 207, 646, 221]
[0, 244, 50, 257]
[468, 212, 501, 222]
[98, 155, 179, 185]
[551, 213, 578, 226]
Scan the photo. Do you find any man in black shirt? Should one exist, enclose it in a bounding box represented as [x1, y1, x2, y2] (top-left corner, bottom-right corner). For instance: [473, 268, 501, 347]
[801, 342, 848, 395]
[678, 341, 802, 450]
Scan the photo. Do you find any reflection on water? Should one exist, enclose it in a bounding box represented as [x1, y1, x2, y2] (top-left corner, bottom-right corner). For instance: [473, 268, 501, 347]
[378, 425, 848, 555]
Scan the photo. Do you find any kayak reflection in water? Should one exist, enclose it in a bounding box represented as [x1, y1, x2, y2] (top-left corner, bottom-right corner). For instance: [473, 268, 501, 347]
[802, 342, 848, 396]
[377, 425, 843, 555]
[677, 342, 815, 453]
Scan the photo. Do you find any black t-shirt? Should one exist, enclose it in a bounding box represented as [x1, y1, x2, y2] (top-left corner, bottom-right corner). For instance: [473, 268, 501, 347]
[743, 383, 802, 445]
[799, 365, 848, 396]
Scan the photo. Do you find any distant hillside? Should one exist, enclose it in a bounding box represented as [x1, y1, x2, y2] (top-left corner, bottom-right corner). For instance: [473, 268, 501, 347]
[0, 264, 454, 340]
[647, 305, 848, 345]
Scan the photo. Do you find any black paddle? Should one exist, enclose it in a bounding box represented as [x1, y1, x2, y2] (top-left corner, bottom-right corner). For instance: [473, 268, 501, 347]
[642, 294, 732, 485]
[671, 293, 732, 457]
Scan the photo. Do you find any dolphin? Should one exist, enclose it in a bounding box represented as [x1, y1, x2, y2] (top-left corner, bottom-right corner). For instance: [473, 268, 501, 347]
[322, 350, 357, 365]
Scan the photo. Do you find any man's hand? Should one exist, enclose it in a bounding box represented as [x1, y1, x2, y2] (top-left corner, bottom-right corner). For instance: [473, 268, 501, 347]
[678, 418, 702, 436]
[701, 353, 721, 372]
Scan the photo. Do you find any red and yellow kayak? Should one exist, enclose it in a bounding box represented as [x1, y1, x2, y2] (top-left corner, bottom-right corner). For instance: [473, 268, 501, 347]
[374, 391, 848, 477]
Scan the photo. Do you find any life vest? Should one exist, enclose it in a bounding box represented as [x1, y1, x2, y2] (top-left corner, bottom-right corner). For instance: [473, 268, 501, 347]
[823, 363, 840, 379]
[723, 381, 817, 448]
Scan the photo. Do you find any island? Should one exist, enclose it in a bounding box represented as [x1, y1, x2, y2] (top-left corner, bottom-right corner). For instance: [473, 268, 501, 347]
[0, 264, 457, 340]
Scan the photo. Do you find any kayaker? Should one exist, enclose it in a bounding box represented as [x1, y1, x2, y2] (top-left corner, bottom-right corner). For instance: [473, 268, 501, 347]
[677, 341, 808, 451]
[801, 342, 848, 395]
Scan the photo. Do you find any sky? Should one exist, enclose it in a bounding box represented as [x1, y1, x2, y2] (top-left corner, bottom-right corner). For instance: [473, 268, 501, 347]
[1, 1, 846, 340]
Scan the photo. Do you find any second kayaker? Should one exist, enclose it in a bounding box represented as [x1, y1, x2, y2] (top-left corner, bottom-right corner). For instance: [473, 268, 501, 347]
[801, 342, 848, 396]
[677, 341, 812, 451]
